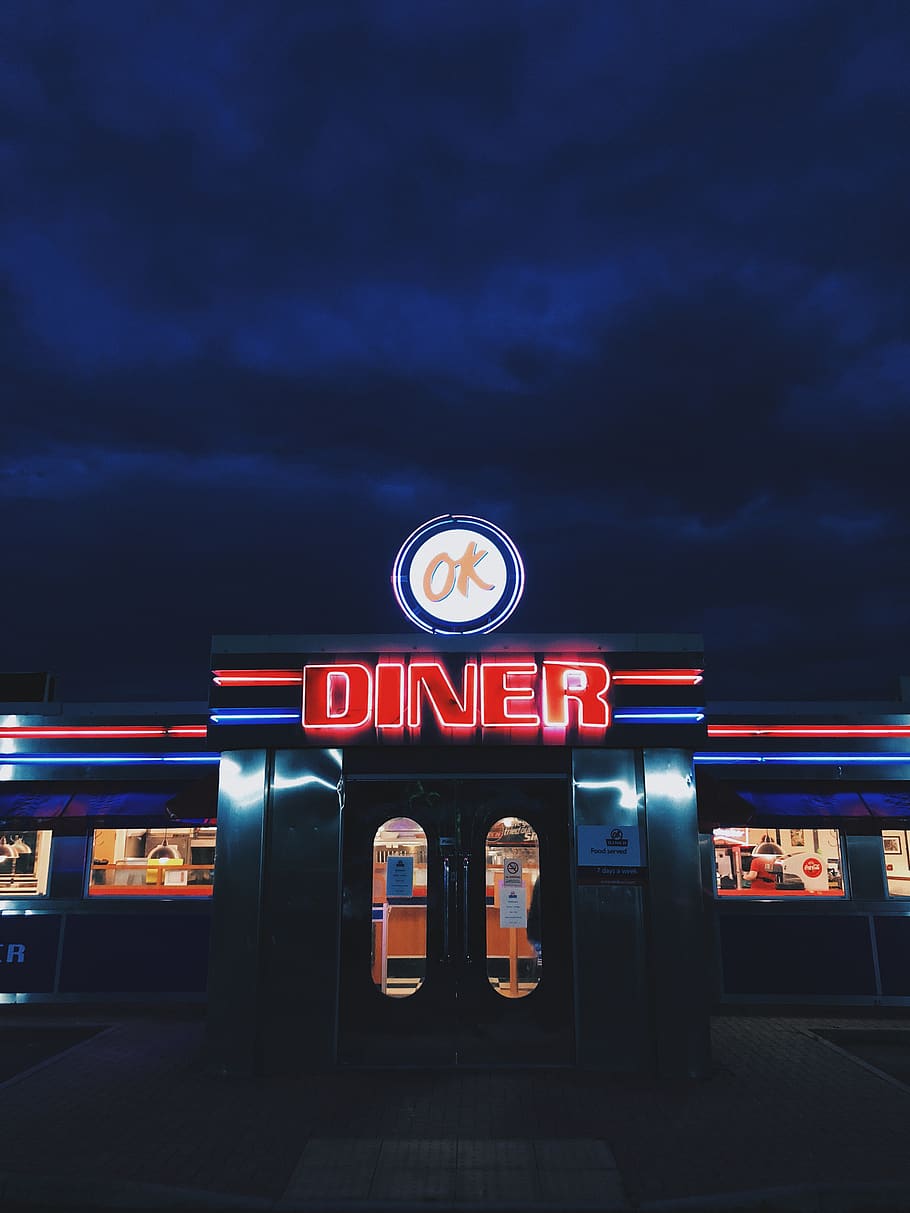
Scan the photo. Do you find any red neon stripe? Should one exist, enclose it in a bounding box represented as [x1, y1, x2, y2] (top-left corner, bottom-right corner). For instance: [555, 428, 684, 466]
[212, 669, 303, 686]
[0, 724, 208, 740]
[709, 724, 910, 739]
[0, 726, 168, 739]
[612, 669, 704, 685]
[216, 666, 705, 688]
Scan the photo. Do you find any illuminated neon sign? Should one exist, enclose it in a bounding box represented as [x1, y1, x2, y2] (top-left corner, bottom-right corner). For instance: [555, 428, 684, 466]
[299, 657, 611, 737]
[392, 515, 524, 635]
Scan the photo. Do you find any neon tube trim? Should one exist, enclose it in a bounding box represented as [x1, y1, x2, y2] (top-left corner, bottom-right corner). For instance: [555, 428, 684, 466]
[479, 662, 539, 727]
[212, 669, 303, 686]
[0, 725, 208, 739]
[375, 661, 406, 729]
[0, 754, 221, 765]
[391, 514, 525, 636]
[708, 724, 910, 738]
[541, 661, 610, 730]
[302, 663, 374, 730]
[613, 709, 705, 723]
[407, 661, 478, 729]
[209, 710, 301, 724]
[694, 752, 910, 765]
[612, 669, 704, 685]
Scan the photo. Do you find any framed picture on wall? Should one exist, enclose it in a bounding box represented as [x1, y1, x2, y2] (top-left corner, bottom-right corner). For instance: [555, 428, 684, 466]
[789, 828, 805, 848]
[883, 836, 903, 854]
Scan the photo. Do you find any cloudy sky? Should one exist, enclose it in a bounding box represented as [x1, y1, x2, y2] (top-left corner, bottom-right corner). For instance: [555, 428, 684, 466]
[3, 1, 908, 706]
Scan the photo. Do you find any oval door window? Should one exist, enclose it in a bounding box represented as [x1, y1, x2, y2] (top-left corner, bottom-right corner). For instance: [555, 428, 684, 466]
[372, 817, 428, 998]
[485, 817, 541, 998]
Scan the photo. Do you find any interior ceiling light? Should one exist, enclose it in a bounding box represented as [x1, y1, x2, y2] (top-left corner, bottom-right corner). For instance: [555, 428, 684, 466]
[148, 842, 179, 862]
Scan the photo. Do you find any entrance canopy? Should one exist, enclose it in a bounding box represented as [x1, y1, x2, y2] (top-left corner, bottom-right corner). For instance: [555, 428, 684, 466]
[0, 773, 218, 828]
[697, 775, 910, 826]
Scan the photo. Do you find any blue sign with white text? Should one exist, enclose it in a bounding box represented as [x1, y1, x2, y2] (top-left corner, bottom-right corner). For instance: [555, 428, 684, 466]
[0, 914, 61, 992]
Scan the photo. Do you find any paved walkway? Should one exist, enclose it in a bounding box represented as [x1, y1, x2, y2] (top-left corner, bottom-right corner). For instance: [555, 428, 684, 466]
[0, 1006, 909, 1211]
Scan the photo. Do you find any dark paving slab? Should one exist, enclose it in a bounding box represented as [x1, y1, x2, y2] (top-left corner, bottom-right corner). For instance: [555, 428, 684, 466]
[814, 1026, 910, 1088]
[0, 1024, 107, 1082]
[0, 1006, 907, 1210]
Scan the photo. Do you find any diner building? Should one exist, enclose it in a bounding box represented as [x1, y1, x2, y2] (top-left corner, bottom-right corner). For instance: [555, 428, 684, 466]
[2, 520, 909, 1080]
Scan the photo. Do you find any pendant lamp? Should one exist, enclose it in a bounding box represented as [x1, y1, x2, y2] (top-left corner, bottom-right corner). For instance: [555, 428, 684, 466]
[0, 837, 16, 863]
[754, 834, 784, 857]
[148, 841, 179, 862]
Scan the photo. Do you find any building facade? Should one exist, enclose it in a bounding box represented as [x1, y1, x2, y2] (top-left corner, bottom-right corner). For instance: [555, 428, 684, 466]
[2, 634, 910, 1079]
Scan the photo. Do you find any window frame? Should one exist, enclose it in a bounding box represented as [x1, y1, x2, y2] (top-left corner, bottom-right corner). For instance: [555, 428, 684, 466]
[711, 825, 848, 900]
[85, 825, 217, 900]
[882, 828, 910, 899]
[0, 829, 53, 898]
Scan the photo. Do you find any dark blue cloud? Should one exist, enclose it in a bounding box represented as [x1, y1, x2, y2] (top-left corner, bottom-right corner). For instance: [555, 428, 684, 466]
[1, 0, 909, 702]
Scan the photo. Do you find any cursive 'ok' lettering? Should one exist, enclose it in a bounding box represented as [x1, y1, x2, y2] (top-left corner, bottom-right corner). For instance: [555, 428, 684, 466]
[422, 542, 495, 602]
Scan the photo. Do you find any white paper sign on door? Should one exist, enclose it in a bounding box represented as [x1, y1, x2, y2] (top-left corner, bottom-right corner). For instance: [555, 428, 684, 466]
[499, 884, 527, 928]
[386, 855, 414, 898]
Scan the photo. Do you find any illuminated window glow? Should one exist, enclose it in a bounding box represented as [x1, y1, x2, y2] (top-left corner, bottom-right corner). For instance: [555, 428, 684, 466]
[88, 827, 216, 898]
[713, 827, 844, 898]
[0, 830, 51, 896]
[372, 817, 427, 997]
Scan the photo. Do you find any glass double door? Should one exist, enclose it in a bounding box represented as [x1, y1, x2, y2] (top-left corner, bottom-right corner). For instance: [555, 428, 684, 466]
[338, 777, 574, 1067]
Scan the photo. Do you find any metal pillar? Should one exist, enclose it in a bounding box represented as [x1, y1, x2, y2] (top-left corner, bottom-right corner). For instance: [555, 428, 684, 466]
[205, 749, 269, 1076]
[259, 748, 343, 1073]
[571, 749, 651, 1072]
[644, 748, 711, 1079]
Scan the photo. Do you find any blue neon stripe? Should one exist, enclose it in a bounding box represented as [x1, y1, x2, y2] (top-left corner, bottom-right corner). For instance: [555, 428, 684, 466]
[209, 709, 301, 724]
[613, 709, 705, 723]
[694, 753, 910, 765]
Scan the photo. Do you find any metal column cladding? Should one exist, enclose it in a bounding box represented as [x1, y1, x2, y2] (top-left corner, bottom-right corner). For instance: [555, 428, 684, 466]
[260, 749, 343, 1073]
[643, 749, 711, 1080]
[571, 749, 650, 1073]
[205, 750, 269, 1077]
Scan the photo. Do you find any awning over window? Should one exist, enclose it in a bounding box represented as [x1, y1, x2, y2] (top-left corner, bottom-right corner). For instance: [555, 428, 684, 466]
[697, 774, 910, 825]
[0, 774, 218, 826]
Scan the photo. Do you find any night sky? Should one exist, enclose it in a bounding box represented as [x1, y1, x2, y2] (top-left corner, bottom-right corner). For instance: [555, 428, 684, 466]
[3, 2, 909, 708]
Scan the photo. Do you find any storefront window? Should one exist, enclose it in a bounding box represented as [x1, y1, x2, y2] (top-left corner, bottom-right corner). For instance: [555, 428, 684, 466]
[713, 827, 845, 897]
[88, 827, 216, 897]
[372, 818, 427, 997]
[882, 830, 910, 897]
[0, 831, 51, 896]
[485, 817, 541, 998]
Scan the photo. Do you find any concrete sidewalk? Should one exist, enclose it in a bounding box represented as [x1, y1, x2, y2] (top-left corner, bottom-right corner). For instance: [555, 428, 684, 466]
[0, 1007, 909, 1212]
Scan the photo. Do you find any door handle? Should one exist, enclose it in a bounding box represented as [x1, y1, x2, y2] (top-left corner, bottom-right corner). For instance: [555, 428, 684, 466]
[461, 854, 471, 963]
[442, 856, 452, 963]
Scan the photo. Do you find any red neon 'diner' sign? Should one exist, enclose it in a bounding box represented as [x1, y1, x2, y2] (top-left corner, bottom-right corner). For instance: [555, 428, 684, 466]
[301, 658, 611, 738]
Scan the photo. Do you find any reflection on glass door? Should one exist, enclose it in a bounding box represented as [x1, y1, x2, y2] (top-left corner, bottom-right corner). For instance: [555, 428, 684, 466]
[485, 817, 541, 998]
[338, 777, 573, 1067]
[372, 818, 428, 997]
